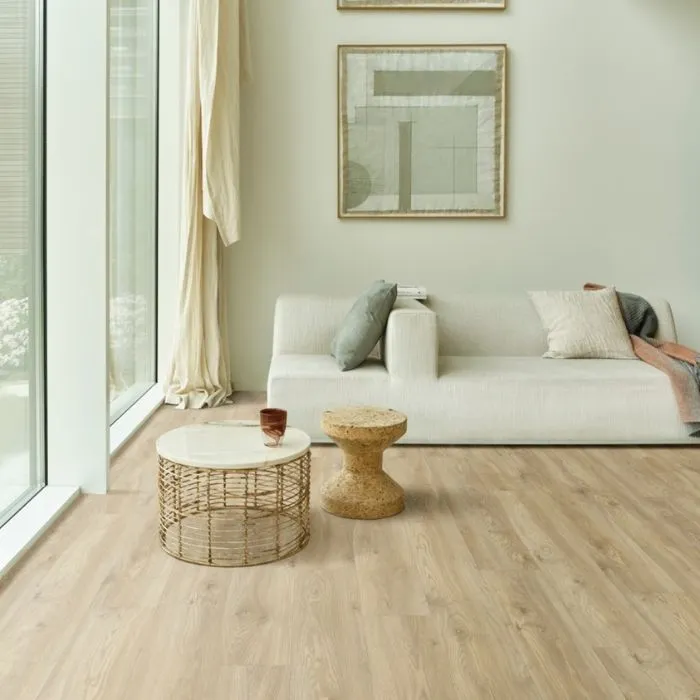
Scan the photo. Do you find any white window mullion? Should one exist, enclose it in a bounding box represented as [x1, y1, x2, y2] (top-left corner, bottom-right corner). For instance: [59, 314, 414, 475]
[45, 0, 109, 493]
[156, 0, 184, 385]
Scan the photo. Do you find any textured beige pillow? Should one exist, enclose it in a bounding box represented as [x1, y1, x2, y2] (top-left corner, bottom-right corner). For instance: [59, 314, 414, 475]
[528, 288, 636, 359]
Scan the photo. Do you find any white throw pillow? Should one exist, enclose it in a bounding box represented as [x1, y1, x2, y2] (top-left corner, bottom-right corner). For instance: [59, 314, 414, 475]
[528, 288, 636, 359]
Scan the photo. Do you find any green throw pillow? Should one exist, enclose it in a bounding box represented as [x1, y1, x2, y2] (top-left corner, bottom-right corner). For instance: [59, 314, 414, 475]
[331, 280, 398, 371]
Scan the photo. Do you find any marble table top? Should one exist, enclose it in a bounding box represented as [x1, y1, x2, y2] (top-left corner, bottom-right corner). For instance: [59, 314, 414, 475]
[155, 420, 311, 470]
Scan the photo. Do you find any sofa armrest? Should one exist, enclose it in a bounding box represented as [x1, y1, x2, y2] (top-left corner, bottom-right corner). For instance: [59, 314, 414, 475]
[384, 299, 438, 380]
[648, 298, 678, 343]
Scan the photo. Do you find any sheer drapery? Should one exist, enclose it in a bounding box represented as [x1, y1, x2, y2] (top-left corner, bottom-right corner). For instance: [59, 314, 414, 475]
[164, 0, 250, 409]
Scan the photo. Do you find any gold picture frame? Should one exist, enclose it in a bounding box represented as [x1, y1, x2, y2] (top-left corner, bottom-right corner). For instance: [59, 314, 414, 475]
[338, 0, 506, 10]
[338, 44, 508, 220]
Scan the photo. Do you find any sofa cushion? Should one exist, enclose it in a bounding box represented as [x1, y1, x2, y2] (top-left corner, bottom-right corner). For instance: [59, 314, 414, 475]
[269, 354, 387, 380]
[428, 355, 685, 442]
[267, 355, 391, 440]
[331, 280, 397, 371]
[438, 355, 655, 383]
[529, 288, 636, 360]
[267, 354, 688, 443]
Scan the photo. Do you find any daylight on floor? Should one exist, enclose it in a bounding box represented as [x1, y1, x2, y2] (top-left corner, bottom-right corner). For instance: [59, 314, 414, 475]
[1, 0, 700, 698]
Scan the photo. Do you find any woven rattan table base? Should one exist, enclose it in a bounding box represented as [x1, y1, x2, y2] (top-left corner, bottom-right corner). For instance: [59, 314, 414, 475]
[157, 451, 311, 567]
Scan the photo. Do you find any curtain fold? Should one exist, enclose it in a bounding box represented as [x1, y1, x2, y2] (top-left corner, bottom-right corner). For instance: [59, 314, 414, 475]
[164, 0, 249, 409]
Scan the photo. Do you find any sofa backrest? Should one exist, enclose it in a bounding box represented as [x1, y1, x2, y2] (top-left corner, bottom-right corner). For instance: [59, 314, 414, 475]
[272, 295, 428, 356]
[425, 293, 678, 357]
[272, 292, 678, 358]
[272, 295, 354, 356]
[426, 295, 547, 357]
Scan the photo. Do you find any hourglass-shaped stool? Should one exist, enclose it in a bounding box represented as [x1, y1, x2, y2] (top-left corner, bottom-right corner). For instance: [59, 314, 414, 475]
[320, 407, 407, 520]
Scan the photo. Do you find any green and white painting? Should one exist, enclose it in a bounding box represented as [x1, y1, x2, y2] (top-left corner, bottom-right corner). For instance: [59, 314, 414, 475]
[338, 0, 506, 8]
[338, 45, 507, 219]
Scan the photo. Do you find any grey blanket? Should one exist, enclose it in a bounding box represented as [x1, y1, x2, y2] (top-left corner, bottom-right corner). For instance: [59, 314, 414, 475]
[615, 291, 659, 340]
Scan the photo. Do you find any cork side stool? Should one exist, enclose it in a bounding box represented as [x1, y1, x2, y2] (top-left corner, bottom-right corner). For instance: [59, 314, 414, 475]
[320, 407, 407, 520]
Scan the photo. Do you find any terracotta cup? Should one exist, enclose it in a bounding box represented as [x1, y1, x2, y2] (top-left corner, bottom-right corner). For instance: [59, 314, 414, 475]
[260, 408, 287, 447]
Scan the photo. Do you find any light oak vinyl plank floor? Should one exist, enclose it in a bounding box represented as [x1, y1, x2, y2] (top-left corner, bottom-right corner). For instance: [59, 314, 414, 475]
[1, 393, 700, 699]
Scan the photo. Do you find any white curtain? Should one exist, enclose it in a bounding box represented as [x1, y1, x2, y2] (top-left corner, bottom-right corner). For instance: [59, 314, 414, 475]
[165, 0, 250, 409]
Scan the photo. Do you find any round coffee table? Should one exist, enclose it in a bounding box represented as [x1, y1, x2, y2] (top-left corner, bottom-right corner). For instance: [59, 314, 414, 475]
[156, 421, 311, 567]
[320, 407, 407, 519]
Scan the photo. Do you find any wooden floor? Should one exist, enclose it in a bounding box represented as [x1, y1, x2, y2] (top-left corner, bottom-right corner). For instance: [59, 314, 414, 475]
[2, 396, 700, 699]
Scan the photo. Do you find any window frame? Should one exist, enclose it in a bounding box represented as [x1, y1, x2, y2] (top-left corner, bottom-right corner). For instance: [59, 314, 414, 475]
[0, 0, 183, 575]
[107, 0, 161, 426]
[0, 0, 47, 528]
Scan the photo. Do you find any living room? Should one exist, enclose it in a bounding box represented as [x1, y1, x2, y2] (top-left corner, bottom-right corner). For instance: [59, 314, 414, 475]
[1, 0, 700, 698]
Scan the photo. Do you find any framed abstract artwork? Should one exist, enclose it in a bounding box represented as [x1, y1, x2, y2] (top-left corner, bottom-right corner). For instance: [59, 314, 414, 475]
[338, 45, 507, 219]
[338, 0, 506, 9]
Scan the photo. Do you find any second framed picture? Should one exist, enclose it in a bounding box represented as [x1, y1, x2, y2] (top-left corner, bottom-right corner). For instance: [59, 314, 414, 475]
[338, 44, 508, 219]
[338, 1, 506, 9]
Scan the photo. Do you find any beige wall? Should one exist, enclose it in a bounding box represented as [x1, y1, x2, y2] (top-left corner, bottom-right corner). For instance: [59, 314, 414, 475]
[228, 0, 700, 391]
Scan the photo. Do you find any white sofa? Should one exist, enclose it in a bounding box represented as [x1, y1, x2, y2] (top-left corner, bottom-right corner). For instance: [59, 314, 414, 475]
[267, 293, 694, 444]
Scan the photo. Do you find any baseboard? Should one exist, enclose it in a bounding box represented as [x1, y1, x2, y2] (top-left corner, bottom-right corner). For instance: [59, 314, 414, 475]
[110, 384, 165, 457]
[0, 486, 80, 579]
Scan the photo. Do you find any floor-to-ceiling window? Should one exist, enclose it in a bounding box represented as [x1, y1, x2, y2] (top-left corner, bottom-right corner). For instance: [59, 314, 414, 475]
[108, 0, 158, 423]
[0, 0, 45, 525]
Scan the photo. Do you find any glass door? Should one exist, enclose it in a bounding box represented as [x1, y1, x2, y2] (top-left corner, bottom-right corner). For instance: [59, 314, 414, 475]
[0, 0, 45, 525]
[108, 0, 158, 423]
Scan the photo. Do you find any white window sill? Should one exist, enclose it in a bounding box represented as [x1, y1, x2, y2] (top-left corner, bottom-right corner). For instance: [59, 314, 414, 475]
[110, 383, 164, 456]
[0, 386, 163, 578]
[0, 486, 80, 579]
[110, 381, 158, 424]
